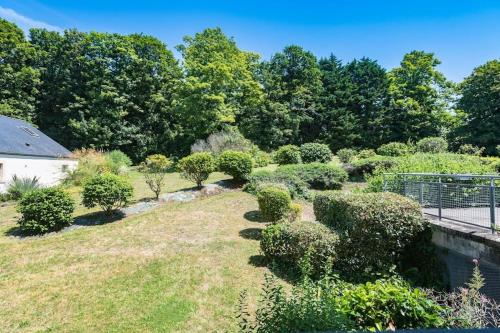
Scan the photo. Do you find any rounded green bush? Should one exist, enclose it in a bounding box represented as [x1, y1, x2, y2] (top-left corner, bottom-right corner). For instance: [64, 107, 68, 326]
[18, 187, 75, 234]
[300, 143, 332, 163]
[274, 145, 302, 165]
[82, 173, 133, 215]
[257, 186, 292, 222]
[177, 152, 216, 188]
[416, 137, 448, 153]
[349, 156, 397, 178]
[217, 150, 253, 182]
[277, 163, 348, 190]
[106, 150, 132, 174]
[377, 142, 411, 156]
[314, 191, 425, 279]
[252, 150, 272, 167]
[356, 149, 376, 159]
[336, 148, 357, 164]
[457, 144, 485, 156]
[244, 170, 311, 199]
[260, 221, 339, 277]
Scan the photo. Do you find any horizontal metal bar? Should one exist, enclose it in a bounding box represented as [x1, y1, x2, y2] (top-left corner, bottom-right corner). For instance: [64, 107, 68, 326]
[383, 172, 500, 180]
[424, 212, 492, 230]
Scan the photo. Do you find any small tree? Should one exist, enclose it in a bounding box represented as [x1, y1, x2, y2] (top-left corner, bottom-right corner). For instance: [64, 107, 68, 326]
[177, 152, 216, 188]
[139, 154, 172, 199]
[82, 173, 133, 215]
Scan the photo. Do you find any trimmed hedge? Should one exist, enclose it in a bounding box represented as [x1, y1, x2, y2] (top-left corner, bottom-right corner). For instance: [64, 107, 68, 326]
[314, 191, 425, 279]
[178, 152, 216, 188]
[274, 145, 302, 165]
[356, 149, 376, 159]
[82, 173, 133, 214]
[300, 143, 332, 163]
[336, 148, 357, 164]
[257, 186, 292, 222]
[260, 221, 340, 277]
[277, 163, 348, 190]
[217, 150, 253, 181]
[416, 137, 448, 153]
[244, 170, 310, 199]
[377, 142, 412, 156]
[18, 187, 75, 234]
[348, 155, 397, 178]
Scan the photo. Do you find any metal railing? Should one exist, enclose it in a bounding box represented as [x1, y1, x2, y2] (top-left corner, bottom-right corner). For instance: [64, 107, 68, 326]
[383, 173, 500, 232]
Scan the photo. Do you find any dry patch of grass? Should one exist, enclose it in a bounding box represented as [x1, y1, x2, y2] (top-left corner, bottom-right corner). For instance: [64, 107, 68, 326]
[0, 186, 273, 332]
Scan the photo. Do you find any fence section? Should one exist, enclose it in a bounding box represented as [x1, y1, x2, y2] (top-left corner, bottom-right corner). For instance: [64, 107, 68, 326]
[383, 173, 500, 232]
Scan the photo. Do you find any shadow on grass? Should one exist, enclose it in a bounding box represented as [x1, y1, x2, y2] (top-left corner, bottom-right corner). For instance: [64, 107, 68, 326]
[239, 227, 262, 240]
[248, 255, 267, 267]
[243, 210, 267, 223]
[73, 210, 125, 226]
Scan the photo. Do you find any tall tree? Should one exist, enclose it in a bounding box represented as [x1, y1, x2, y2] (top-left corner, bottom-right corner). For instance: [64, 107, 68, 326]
[0, 19, 40, 122]
[240, 45, 322, 149]
[177, 27, 263, 150]
[30, 29, 182, 161]
[385, 50, 454, 142]
[452, 60, 500, 155]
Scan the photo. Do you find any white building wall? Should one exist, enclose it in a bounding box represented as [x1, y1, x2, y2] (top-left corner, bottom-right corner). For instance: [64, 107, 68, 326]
[0, 154, 78, 193]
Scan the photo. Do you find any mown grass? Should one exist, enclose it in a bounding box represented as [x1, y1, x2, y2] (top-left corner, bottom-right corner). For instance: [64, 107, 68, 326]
[0, 171, 274, 332]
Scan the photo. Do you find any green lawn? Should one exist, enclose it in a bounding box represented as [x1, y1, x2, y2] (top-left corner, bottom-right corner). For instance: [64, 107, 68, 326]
[0, 172, 275, 332]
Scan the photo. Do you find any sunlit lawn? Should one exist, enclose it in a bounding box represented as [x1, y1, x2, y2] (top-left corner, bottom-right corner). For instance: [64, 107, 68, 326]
[0, 171, 275, 332]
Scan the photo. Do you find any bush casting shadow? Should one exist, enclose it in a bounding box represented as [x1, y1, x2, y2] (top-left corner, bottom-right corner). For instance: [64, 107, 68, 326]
[248, 255, 267, 267]
[239, 227, 262, 240]
[243, 210, 266, 223]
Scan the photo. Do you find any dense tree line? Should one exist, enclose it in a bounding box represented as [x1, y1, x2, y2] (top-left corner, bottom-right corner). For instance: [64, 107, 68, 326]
[1, 19, 498, 160]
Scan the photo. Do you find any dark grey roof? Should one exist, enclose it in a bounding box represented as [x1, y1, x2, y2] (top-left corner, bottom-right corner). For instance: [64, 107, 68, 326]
[0, 115, 73, 158]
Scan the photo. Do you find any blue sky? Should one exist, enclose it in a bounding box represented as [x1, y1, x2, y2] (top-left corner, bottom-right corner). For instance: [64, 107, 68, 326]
[1, 0, 499, 82]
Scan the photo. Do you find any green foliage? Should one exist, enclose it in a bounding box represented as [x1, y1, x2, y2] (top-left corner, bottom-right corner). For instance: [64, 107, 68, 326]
[260, 221, 339, 277]
[416, 137, 448, 153]
[299, 143, 332, 163]
[244, 170, 310, 199]
[217, 150, 253, 182]
[106, 150, 133, 174]
[356, 148, 376, 159]
[191, 128, 254, 156]
[240, 275, 445, 332]
[314, 191, 425, 280]
[377, 142, 412, 156]
[64, 149, 111, 186]
[256, 186, 292, 222]
[177, 152, 216, 188]
[178, 28, 263, 148]
[276, 163, 347, 190]
[458, 144, 485, 156]
[251, 150, 272, 167]
[17, 187, 75, 234]
[82, 173, 133, 214]
[452, 60, 500, 156]
[367, 153, 496, 192]
[139, 154, 172, 199]
[0, 19, 40, 122]
[274, 145, 302, 165]
[7, 175, 40, 200]
[349, 155, 397, 178]
[336, 148, 357, 163]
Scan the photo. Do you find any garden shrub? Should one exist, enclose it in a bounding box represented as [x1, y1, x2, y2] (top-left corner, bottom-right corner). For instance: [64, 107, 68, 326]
[458, 144, 485, 156]
[277, 163, 347, 190]
[191, 128, 254, 156]
[240, 274, 445, 333]
[217, 150, 253, 182]
[82, 173, 133, 215]
[366, 153, 496, 192]
[257, 186, 292, 222]
[288, 202, 302, 222]
[377, 142, 412, 156]
[252, 150, 272, 167]
[336, 148, 357, 163]
[17, 187, 75, 234]
[7, 175, 40, 200]
[313, 191, 425, 279]
[177, 152, 216, 188]
[416, 137, 448, 153]
[299, 143, 332, 163]
[65, 148, 110, 185]
[139, 154, 172, 199]
[274, 145, 302, 165]
[244, 170, 310, 199]
[348, 155, 397, 178]
[105, 150, 132, 174]
[356, 148, 376, 159]
[260, 221, 340, 277]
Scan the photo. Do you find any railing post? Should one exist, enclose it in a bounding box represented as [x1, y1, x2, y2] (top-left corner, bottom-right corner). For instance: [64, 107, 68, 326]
[419, 182, 424, 205]
[490, 177, 496, 234]
[438, 176, 442, 220]
[402, 175, 407, 196]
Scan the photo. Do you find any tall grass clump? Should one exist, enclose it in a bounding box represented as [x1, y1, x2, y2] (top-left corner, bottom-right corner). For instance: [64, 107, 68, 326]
[7, 175, 41, 200]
